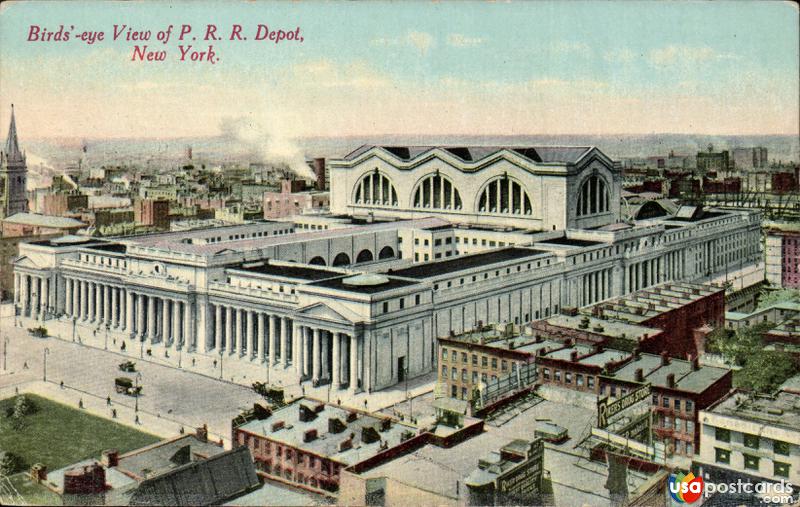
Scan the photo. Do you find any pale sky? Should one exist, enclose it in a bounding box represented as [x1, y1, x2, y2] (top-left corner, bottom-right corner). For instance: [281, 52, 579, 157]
[0, 1, 798, 139]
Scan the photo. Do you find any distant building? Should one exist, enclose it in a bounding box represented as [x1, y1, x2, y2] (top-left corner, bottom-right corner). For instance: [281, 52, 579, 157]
[133, 198, 170, 229]
[732, 147, 769, 171]
[0, 105, 28, 220]
[1, 212, 85, 238]
[41, 192, 89, 216]
[263, 179, 329, 219]
[696, 389, 800, 486]
[765, 221, 800, 289]
[697, 145, 731, 176]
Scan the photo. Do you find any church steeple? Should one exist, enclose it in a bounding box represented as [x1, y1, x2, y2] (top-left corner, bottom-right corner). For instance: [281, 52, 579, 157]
[4, 104, 22, 161]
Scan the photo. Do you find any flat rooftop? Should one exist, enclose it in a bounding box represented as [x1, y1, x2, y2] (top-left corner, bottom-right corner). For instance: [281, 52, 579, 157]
[310, 275, 420, 294]
[589, 282, 721, 323]
[538, 236, 604, 247]
[389, 247, 548, 279]
[234, 262, 343, 281]
[538, 314, 659, 343]
[609, 353, 729, 393]
[236, 398, 415, 466]
[84, 242, 127, 254]
[116, 434, 226, 480]
[708, 391, 800, 432]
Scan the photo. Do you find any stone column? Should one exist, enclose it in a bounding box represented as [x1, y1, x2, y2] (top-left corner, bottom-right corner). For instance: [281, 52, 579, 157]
[350, 334, 359, 391]
[136, 294, 146, 338]
[42, 277, 50, 319]
[147, 296, 156, 341]
[126, 291, 134, 332]
[93, 283, 101, 322]
[321, 331, 330, 380]
[215, 305, 223, 352]
[13, 273, 20, 305]
[101, 285, 109, 324]
[110, 287, 118, 327]
[64, 278, 72, 316]
[19, 275, 28, 316]
[302, 327, 310, 377]
[332, 331, 341, 388]
[225, 306, 233, 354]
[172, 300, 182, 348]
[292, 322, 300, 370]
[183, 301, 193, 350]
[312, 328, 321, 382]
[235, 309, 244, 356]
[258, 313, 267, 362]
[269, 315, 278, 364]
[161, 299, 170, 343]
[280, 317, 289, 368]
[342, 334, 350, 385]
[246, 310, 255, 359]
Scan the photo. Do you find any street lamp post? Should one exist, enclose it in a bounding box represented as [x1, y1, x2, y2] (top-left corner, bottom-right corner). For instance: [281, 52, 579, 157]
[219, 349, 224, 380]
[43, 347, 50, 382]
[134, 372, 142, 413]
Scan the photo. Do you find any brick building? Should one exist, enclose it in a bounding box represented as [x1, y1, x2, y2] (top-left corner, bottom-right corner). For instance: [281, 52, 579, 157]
[41, 192, 88, 216]
[588, 282, 725, 359]
[765, 221, 800, 289]
[262, 179, 329, 219]
[537, 343, 631, 395]
[133, 198, 170, 229]
[232, 398, 416, 494]
[601, 351, 732, 457]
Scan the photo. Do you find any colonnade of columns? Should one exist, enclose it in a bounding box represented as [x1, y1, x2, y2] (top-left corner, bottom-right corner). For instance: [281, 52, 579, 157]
[580, 267, 613, 306]
[60, 277, 195, 350]
[15, 272, 50, 321]
[626, 252, 685, 293]
[294, 324, 361, 391]
[207, 303, 290, 364]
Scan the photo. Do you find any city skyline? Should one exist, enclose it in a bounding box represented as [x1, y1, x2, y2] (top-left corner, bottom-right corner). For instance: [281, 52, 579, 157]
[0, 1, 798, 140]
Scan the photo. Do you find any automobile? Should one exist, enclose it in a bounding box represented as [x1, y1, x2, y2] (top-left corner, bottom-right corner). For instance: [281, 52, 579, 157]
[114, 377, 142, 396]
[27, 327, 48, 338]
[535, 421, 569, 444]
[118, 361, 136, 372]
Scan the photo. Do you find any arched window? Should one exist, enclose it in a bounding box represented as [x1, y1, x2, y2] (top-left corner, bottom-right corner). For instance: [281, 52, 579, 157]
[378, 246, 395, 259]
[576, 175, 610, 216]
[477, 176, 532, 215]
[353, 170, 398, 207]
[412, 173, 463, 210]
[308, 256, 326, 266]
[332, 253, 351, 266]
[356, 249, 374, 263]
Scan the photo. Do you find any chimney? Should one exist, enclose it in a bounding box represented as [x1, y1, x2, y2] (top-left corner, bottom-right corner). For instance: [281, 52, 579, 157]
[101, 449, 119, 468]
[570, 350, 579, 362]
[635, 368, 644, 382]
[633, 347, 640, 360]
[692, 356, 700, 371]
[303, 429, 318, 442]
[313, 158, 326, 191]
[660, 351, 670, 366]
[667, 373, 676, 388]
[195, 424, 208, 443]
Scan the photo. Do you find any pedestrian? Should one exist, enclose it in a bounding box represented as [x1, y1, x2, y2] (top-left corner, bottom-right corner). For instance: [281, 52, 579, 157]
[78, 398, 84, 409]
[364, 399, 368, 409]
[60, 381, 64, 389]
[107, 396, 111, 406]
[135, 414, 140, 425]
[121, 342, 127, 351]
[192, 358, 196, 367]
[179, 426, 185, 434]
[112, 408, 117, 418]
[14, 387, 18, 395]
[301, 386, 305, 395]
[23, 361, 28, 369]
[213, 359, 217, 368]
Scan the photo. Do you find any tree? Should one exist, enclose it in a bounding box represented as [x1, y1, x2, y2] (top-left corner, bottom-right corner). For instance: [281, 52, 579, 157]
[711, 323, 772, 367]
[736, 351, 797, 394]
[757, 288, 800, 310]
[0, 452, 23, 475]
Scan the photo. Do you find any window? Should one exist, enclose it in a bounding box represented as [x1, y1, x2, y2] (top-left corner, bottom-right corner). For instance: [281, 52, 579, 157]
[744, 434, 760, 449]
[652, 394, 658, 405]
[715, 428, 731, 442]
[441, 365, 447, 377]
[461, 387, 467, 399]
[775, 462, 791, 478]
[576, 175, 610, 216]
[451, 351, 457, 362]
[413, 173, 463, 210]
[576, 374, 584, 386]
[491, 358, 498, 369]
[482, 356, 488, 367]
[774, 440, 791, 456]
[477, 176, 533, 215]
[382, 302, 389, 313]
[565, 372, 573, 384]
[399, 299, 405, 309]
[415, 295, 421, 305]
[542, 368, 550, 380]
[354, 170, 398, 206]
[610, 386, 616, 397]
[674, 399, 681, 411]
[501, 360, 508, 372]
[686, 420, 694, 433]
[685, 400, 693, 413]
[461, 352, 467, 363]
[587, 376, 595, 389]
[451, 367, 457, 380]
[554, 370, 562, 382]
[662, 397, 670, 408]
[472, 371, 478, 383]
[743, 454, 760, 471]
[461, 369, 467, 381]
[442, 347, 448, 360]
[481, 372, 487, 382]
